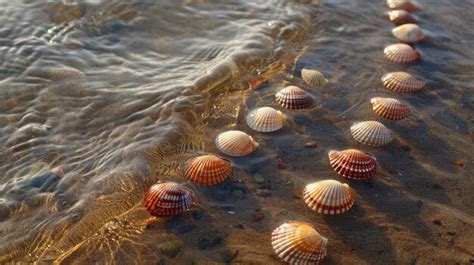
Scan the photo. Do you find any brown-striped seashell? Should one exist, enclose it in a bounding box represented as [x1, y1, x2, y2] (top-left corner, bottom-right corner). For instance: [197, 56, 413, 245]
[384, 43, 419, 64]
[272, 222, 328, 264]
[301, 68, 328, 88]
[392, 23, 426, 43]
[388, 9, 416, 25]
[144, 182, 193, 217]
[350, 121, 394, 147]
[303, 179, 355, 214]
[370, 97, 411, 120]
[386, 0, 419, 12]
[185, 155, 232, 186]
[381, 71, 425, 93]
[328, 149, 377, 180]
[275, 85, 315, 110]
[215, 130, 258, 157]
[246, 107, 286, 132]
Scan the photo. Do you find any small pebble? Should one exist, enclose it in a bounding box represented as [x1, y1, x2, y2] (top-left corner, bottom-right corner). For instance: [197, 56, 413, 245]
[304, 140, 318, 148]
[158, 240, 183, 258]
[399, 142, 411, 151]
[230, 190, 245, 200]
[432, 219, 443, 226]
[252, 173, 265, 184]
[447, 231, 456, 236]
[233, 224, 245, 229]
[250, 212, 265, 222]
[227, 211, 236, 215]
[276, 159, 287, 170]
[192, 211, 203, 220]
[453, 160, 464, 167]
[256, 189, 272, 197]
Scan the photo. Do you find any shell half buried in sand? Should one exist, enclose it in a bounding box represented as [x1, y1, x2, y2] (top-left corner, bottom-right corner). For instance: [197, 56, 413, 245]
[371, 97, 411, 120]
[392, 23, 426, 43]
[328, 149, 377, 180]
[384, 43, 419, 64]
[215, 130, 259, 157]
[275, 85, 315, 110]
[301, 68, 328, 88]
[144, 182, 193, 217]
[388, 9, 416, 25]
[350, 121, 394, 147]
[386, 0, 419, 12]
[246, 107, 286, 132]
[381, 71, 425, 93]
[303, 179, 356, 214]
[272, 221, 328, 264]
[185, 154, 232, 186]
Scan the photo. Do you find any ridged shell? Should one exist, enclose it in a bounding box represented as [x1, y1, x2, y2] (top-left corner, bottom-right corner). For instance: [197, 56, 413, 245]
[144, 182, 193, 217]
[388, 9, 416, 25]
[328, 149, 377, 180]
[381, 71, 425, 93]
[392, 23, 426, 43]
[215, 130, 259, 157]
[386, 0, 418, 11]
[303, 179, 355, 214]
[185, 155, 232, 186]
[275, 86, 315, 110]
[272, 222, 328, 265]
[301, 69, 328, 88]
[350, 121, 394, 147]
[246, 107, 286, 132]
[370, 97, 411, 120]
[384, 43, 419, 64]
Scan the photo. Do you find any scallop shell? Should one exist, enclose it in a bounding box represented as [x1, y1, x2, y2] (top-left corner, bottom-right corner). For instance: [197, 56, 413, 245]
[350, 121, 394, 147]
[272, 222, 328, 264]
[185, 155, 232, 186]
[301, 69, 328, 88]
[384, 43, 419, 64]
[388, 9, 416, 25]
[370, 97, 411, 120]
[275, 86, 315, 110]
[392, 23, 425, 43]
[215, 130, 259, 157]
[246, 107, 286, 132]
[144, 182, 193, 217]
[386, 0, 418, 11]
[303, 179, 355, 214]
[328, 149, 377, 180]
[381, 71, 425, 93]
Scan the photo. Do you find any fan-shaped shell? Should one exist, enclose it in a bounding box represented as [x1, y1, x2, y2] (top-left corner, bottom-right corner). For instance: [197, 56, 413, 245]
[185, 155, 232, 186]
[246, 107, 286, 132]
[144, 182, 193, 217]
[384, 43, 419, 64]
[381, 71, 425, 93]
[392, 23, 425, 43]
[303, 179, 355, 214]
[272, 222, 328, 264]
[301, 69, 328, 88]
[386, 0, 418, 11]
[215, 130, 259, 157]
[370, 97, 411, 120]
[388, 9, 416, 25]
[275, 86, 315, 110]
[328, 149, 377, 180]
[350, 121, 394, 147]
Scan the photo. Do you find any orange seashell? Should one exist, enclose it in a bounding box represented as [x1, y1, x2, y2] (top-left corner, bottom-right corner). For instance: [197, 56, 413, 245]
[185, 155, 232, 186]
[303, 179, 355, 214]
[301, 68, 328, 88]
[272, 222, 328, 264]
[381, 71, 425, 93]
[386, 0, 419, 12]
[384, 43, 419, 64]
[370, 97, 411, 120]
[388, 9, 416, 25]
[275, 85, 315, 110]
[215, 130, 259, 157]
[246, 107, 286, 132]
[350, 121, 394, 147]
[392, 23, 426, 43]
[328, 149, 376, 180]
[144, 182, 193, 217]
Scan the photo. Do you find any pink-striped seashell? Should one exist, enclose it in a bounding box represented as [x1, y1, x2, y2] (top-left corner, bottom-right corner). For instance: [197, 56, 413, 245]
[386, 0, 419, 12]
[246, 107, 286, 132]
[370, 97, 411, 120]
[275, 85, 315, 110]
[303, 179, 355, 214]
[388, 9, 417, 25]
[328, 149, 377, 180]
[392, 23, 426, 43]
[384, 43, 419, 64]
[185, 154, 232, 186]
[381, 71, 425, 93]
[350, 121, 394, 147]
[215, 130, 259, 157]
[144, 182, 193, 217]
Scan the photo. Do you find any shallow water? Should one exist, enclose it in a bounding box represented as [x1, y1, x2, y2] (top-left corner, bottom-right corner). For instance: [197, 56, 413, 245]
[0, 0, 473, 264]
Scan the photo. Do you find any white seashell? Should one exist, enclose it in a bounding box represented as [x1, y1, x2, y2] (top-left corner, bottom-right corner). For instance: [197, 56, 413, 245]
[303, 179, 355, 214]
[384, 43, 419, 64]
[392, 23, 426, 43]
[246, 107, 286, 132]
[388, 9, 417, 25]
[301, 69, 328, 88]
[350, 121, 394, 147]
[215, 130, 258, 157]
[381, 71, 425, 93]
[386, 0, 419, 11]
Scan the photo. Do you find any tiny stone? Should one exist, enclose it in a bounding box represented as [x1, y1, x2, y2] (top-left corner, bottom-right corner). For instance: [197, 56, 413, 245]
[192, 211, 203, 220]
[250, 212, 265, 222]
[447, 231, 456, 236]
[453, 160, 464, 167]
[304, 140, 318, 148]
[400, 142, 411, 151]
[227, 211, 236, 215]
[433, 219, 443, 226]
[158, 240, 183, 258]
[276, 159, 287, 170]
[233, 224, 244, 229]
[230, 190, 245, 200]
[256, 189, 272, 197]
[252, 174, 265, 184]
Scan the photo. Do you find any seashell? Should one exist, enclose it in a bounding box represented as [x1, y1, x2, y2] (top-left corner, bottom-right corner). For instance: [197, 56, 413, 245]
[328, 149, 377, 180]
[386, 0, 418, 12]
[381, 71, 425, 93]
[384, 43, 419, 64]
[350, 121, 394, 147]
[215, 130, 259, 157]
[370, 97, 411, 120]
[246, 107, 286, 132]
[272, 222, 328, 264]
[275, 85, 315, 110]
[301, 68, 328, 88]
[185, 154, 232, 186]
[303, 179, 355, 214]
[392, 23, 426, 43]
[388, 9, 416, 25]
[144, 182, 193, 217]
